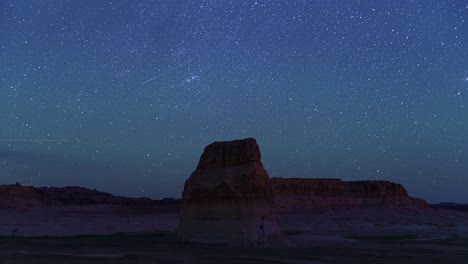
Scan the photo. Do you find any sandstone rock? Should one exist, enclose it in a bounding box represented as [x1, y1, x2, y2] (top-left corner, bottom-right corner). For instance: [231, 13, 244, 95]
[0, 185, 42, 208]
[177, 138, 281, 246]
[271, 178, 428, 211]
[0, 184, 174, 208]
[196, 137, 261, 169]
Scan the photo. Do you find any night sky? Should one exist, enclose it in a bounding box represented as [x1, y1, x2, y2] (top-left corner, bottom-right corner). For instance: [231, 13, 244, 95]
[1, 1, 467, 203]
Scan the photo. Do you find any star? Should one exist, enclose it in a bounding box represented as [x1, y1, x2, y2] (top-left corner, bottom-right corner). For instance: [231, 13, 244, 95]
[185, 75, 198, 83]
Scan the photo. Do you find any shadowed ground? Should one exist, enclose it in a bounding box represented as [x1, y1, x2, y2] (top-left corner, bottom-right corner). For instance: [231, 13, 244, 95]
[1, 206, 468, 264]
[0, 232, 467, 264]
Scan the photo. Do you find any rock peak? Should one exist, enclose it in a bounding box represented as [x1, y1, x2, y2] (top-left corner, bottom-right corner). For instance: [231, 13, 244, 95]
[178, 138, 282, 246]
[196, 138, 261, 169]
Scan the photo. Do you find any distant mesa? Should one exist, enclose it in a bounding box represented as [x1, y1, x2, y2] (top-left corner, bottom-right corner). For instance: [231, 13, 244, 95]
[0, 176, 429, 212]
[177, 138, 282, 246]
[271, 178, 429, 211]
[0, 184, 178, 209]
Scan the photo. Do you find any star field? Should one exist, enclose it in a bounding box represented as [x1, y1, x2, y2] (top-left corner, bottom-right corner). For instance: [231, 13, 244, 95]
[1, 0, 467, 202]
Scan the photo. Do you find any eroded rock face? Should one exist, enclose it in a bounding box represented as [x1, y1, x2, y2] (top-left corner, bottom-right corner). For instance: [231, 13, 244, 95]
[177, 138, 280, 246]
[271, 178, 429, 211]
[196, 138, 261, 169]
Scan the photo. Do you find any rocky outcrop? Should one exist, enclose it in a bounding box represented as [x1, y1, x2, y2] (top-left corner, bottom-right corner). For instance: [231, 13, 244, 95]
[271, 178, 429, 211]
[0, 183, 177, 209]
[196, 137, 261, 169]
[177, 138, 281, 246]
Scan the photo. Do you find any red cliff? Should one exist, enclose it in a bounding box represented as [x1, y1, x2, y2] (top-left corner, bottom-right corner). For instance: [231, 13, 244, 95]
[177, 138, 281, 246]
[271, 178, 428, 211]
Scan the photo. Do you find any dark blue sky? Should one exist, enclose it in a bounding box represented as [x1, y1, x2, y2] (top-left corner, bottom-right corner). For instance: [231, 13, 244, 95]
[1, 0, 467, 202]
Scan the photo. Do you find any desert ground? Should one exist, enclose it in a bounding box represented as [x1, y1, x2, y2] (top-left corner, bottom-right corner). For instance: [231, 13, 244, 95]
[1, 205, 467, 263]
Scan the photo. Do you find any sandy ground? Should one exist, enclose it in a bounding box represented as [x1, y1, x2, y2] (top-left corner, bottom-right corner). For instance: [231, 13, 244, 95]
[1, 206, 467, 263]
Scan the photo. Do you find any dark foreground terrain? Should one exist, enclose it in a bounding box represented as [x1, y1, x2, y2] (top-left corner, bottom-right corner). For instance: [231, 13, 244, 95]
[1, 231, 467, 264]
[1, 207, 468, 264]
[1, 182, 467, 263]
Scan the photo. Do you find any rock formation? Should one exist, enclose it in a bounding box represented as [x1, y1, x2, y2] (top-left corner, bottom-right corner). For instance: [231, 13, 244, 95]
[0, 183, 177, 209]
[271, 178, 428, 211]
[177, 138, 281, 246]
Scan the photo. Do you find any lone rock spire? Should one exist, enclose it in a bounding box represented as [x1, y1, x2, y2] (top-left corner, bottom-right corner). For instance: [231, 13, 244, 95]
[177, 138, 280, 246]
